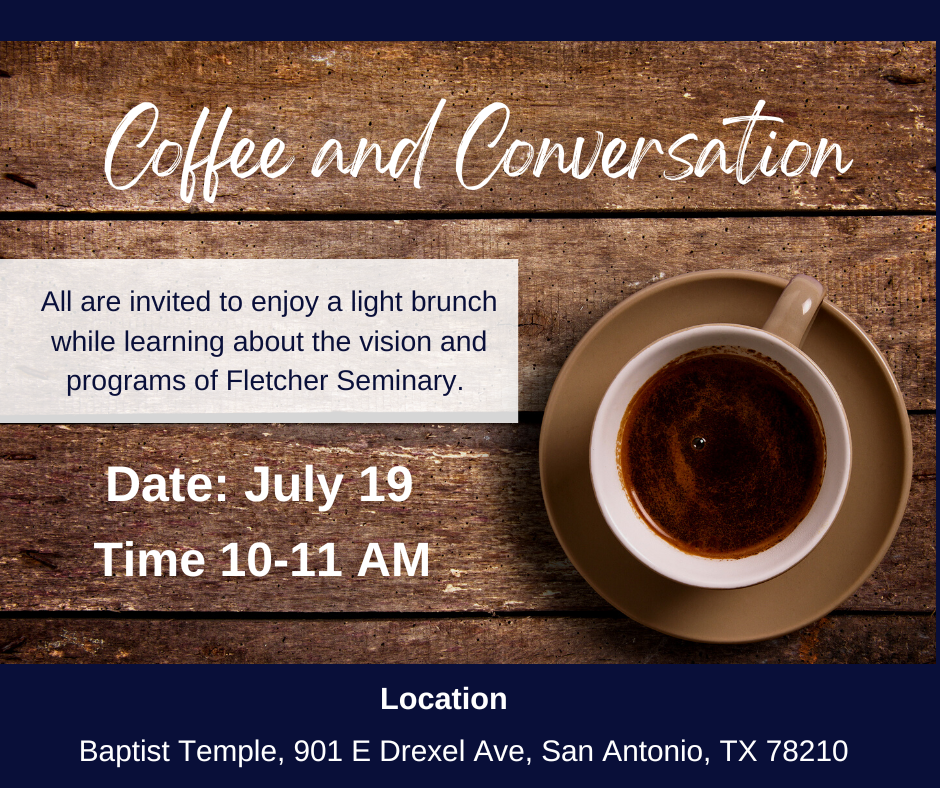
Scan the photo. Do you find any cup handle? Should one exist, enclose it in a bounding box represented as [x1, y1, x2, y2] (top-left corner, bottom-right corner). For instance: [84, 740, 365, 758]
[762, 274, 826, 348]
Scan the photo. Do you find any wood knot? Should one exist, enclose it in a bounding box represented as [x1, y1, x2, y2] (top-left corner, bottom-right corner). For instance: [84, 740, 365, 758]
[3, 173, 37, 189]
[0, 636, 26, 655]
[518, 308, 556, 338]
[19, 550, 59, 570]
[882, 72, 928, 85]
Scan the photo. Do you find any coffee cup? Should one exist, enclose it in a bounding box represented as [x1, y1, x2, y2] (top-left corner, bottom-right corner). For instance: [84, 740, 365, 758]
[590, 274, 851, 589]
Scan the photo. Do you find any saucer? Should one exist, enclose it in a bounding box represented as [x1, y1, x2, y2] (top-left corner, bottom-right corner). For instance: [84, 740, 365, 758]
[539, 270, 913, 643]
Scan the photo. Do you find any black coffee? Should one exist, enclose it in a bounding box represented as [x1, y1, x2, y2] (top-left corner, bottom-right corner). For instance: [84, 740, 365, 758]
[618, 348, 826, 558]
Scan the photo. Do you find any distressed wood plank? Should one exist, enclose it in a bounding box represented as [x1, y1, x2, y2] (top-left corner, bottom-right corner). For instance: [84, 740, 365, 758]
[846, 413, 936, 609]
[0, 215, 934, 408]
[0, 42, 934, 213]
[0, 614, 933, 664]
[0, 417, 933, 613]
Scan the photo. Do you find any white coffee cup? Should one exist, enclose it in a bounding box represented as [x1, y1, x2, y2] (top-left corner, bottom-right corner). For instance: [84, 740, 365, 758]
[590, 275, 851, 589]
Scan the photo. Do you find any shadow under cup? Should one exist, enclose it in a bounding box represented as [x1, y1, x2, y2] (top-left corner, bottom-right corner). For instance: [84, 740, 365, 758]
[590, 324, 852, 589]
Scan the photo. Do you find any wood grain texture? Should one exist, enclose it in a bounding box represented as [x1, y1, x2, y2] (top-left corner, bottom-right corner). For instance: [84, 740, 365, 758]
[0, 41, 934, 660]
[0, 416, 933, 614]
[0, 614, 933, 664]
[0, 42, 934, 213]
[0, 215, 934, 408]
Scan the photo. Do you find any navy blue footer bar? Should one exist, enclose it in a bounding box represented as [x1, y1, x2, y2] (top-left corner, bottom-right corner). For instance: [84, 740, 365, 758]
[2, 664, 931, 785]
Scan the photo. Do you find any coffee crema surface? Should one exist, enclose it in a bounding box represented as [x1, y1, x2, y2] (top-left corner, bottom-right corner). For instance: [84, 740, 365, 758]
[618, 348, 826, 558]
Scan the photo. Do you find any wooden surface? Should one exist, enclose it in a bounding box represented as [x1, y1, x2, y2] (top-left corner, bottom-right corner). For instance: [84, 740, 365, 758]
[0, 41, 935, 663]
[0, 42, 935, 213]
[0, 217, 935, 410]
[0, 614, 933, 664]
[0, 417, 935, 614]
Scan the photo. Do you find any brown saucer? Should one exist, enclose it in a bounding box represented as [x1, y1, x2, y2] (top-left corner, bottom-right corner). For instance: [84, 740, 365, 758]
[539, 270, 912, 643]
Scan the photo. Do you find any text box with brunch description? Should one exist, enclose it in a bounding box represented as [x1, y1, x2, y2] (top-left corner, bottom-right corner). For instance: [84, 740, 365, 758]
[0, 259, 518, 422]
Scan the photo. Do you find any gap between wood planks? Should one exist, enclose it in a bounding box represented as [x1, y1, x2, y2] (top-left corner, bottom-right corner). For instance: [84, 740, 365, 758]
[0, 213, 931, 621]
[0, 209, 935, 222]
[0, 609, 934, 622]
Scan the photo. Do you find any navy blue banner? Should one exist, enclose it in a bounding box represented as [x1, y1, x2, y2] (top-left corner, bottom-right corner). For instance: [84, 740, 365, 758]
[2, 6, 914, 41]
[5, 665, 931, 785]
